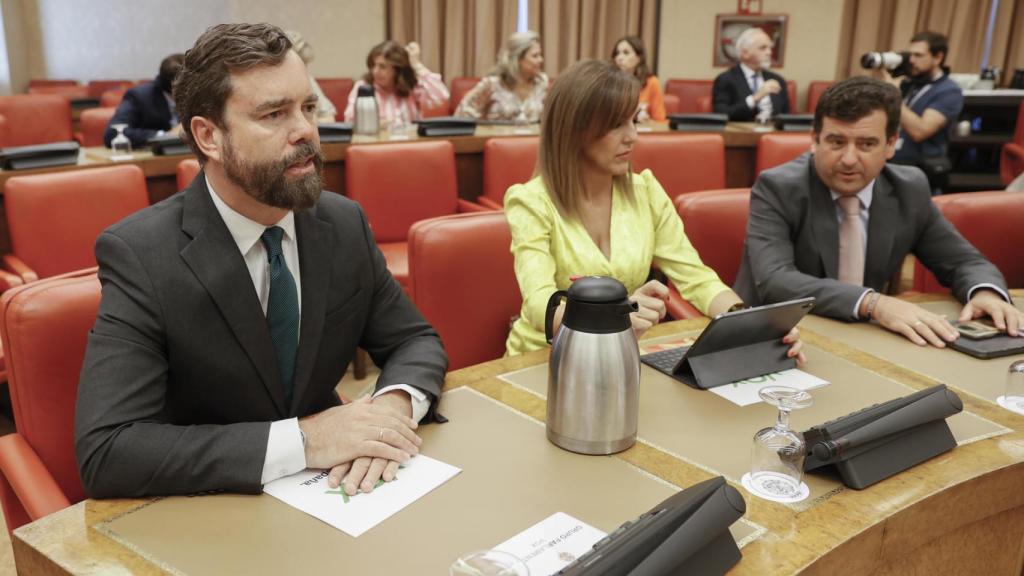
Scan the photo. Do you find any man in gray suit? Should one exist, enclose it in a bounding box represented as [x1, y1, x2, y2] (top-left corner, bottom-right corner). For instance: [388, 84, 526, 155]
[735, 77, 1021, 346]
[76, 23, 447, 499]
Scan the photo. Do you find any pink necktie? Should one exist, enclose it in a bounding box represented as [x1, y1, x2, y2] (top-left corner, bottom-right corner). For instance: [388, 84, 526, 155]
[837, 196, 864, 286]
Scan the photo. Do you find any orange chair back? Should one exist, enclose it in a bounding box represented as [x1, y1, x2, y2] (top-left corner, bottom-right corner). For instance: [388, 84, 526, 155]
[317, 78, 354, 121]
[346, 141, 458, 242]
[674, 189, 751, 285]
[786, 80, 797, 113]
[420, 98, 451, 118]
[79, 107, 116, 147]
[409, 213, 520, 370]
[0, 95, 72, 147]
[449, 77, 481, 114]
[912, 191, 1024, 292]
[806, 81, 833, 114]
[663, 93, 681, 115]
[26, 85, 88, 99]
[633, 134, 726, 198]
[177, 158, 201, 191]
[27, 79, 78, 89]
[99, 88, 127, 108]
[756, 132, 812, 174]
[482, 137, 539, 207]
[664, 79, 714, 114]
[4, 165, 149, 279]
[86, 80, 134, 99]
[0, 269, 100, 530]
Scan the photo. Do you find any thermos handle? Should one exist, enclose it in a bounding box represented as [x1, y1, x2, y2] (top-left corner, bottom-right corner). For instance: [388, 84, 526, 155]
[545, 290, 569, 344]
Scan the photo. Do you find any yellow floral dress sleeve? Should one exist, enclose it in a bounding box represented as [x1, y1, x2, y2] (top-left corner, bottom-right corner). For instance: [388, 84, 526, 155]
[505, 181, 560, 340]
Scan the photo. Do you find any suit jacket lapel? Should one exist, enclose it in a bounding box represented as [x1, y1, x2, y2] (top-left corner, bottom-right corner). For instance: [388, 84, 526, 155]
[179, 175, 288, 416]
[808, 163, 840, 279]
[733, 66, 753, 98]
[865, 176, 897, 291]
[289, 207, 334, 413]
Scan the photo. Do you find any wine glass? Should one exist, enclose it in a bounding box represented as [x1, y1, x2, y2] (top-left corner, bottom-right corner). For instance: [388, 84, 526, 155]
[748, 385, 813, 501]
[450, 550, 529, 576]
[110, 123, 132, 157]
[999, 360, 1024, 415]
[754, 108, 773, 131]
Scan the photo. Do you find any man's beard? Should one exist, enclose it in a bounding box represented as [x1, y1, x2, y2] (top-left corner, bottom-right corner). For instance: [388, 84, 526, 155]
[221, 134, 324, 211]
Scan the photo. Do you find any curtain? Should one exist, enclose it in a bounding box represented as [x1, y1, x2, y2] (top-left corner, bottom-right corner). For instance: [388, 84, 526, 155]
[387, 0, 519, 80]
[528, 0, 659, 79]
[836, 0, 1024, 84]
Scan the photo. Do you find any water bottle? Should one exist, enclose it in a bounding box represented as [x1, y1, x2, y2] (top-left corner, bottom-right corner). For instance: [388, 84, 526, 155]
[354, 84, 379, 135]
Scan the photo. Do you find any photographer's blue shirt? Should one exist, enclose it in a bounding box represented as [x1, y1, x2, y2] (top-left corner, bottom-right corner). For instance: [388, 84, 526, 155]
[893, 74, 963, 163]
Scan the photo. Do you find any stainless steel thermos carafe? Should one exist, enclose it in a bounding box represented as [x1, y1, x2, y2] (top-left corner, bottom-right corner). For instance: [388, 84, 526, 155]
[545, 276, 640, 455]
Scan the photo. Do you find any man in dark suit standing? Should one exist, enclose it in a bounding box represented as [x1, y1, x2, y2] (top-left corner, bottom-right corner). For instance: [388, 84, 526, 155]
[734, 77, 1021, 345]
[77, 23, 447, 499]
[102, 53, 184, 147]
[712, 27, 790, 121]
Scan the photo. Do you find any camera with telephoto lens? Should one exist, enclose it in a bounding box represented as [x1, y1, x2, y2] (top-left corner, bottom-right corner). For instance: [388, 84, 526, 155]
[860, 51, 912, 77]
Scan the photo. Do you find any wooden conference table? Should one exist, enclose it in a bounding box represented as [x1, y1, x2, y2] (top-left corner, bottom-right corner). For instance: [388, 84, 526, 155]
[12, 292, 1024, 575]
[0, 123, 766, 254]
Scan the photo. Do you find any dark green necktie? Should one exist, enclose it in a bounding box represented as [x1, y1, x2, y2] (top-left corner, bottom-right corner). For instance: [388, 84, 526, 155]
[261, 226, 299, 406]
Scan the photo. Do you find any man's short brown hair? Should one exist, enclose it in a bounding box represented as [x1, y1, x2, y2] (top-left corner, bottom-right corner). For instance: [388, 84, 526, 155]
[812, 76, 902, 140]
[173, 23, 293, 163]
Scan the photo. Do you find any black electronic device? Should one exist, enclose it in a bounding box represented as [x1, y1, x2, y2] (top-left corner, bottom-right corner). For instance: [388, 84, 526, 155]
[318, 122, 352, 143]
[802, 384, 962, 489]
[416, 116, 475, 137]
[0, 141, 80, 170]
[641, 297, 815, 390]
[146, 134, 190, 156]
[773, 114, 813, 132]
[949, 332, 1024, 359]
[667, 113, 728, 132]
[556, 476, 745, 576]
[70, 97, 101, 109]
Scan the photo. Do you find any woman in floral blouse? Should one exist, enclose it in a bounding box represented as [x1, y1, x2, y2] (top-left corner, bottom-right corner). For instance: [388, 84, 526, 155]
[343, 40, 448, 126]
[455, 31, 547, 123]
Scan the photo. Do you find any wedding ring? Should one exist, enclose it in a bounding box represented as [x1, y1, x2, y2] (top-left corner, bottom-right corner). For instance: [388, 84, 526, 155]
[913, 321, 924, 327]
[378, 426, 384, 440]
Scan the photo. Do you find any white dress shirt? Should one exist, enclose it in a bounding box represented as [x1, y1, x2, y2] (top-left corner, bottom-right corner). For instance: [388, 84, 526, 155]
[829, 180, 1010, 319]
[206, 177, 429, 484]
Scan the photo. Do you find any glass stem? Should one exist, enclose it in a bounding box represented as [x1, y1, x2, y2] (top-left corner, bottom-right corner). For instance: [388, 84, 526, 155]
[776, 408, 791, 431]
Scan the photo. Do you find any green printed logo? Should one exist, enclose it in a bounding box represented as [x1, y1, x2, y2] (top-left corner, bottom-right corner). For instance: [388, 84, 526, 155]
[732, 372, 781, 387]
[323, 464, 404, 503]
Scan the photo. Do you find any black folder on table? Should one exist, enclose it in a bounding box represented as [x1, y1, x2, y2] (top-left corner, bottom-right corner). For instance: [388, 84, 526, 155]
[146, 134, 190, 156]
[668, 113, 728, 132]
[0, 141, 80, 170]
[416, 116, 475, 137]
[641, 297, 815, 390]
[70, 97, 101, 109]
[557, 476, 745, 576]
[802, 384, 962, 489]
[318, 122, 352, 143]
[773, 114, 814, 132]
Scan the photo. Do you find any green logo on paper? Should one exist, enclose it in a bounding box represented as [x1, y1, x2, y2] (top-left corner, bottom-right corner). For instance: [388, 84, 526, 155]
[323, 465, 404, 503]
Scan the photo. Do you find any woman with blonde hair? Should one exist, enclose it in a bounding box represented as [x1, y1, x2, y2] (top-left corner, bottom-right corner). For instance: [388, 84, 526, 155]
[343, 40, 448, 125]
[455, 31, 547, 123]
[611, 35, 666, 123]
[504, 59, 804, 359]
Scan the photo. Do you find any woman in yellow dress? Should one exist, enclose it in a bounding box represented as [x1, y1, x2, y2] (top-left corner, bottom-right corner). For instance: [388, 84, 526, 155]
[504, 59, 804, 360]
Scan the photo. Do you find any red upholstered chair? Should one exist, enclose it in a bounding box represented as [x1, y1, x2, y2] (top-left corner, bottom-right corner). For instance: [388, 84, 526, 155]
[664, 79, 714, 114]
[27, 79, 77, 89]
[468, 137, 539, 210]
[786, 80, 797, 113]
[177, 158, 201, 191]
[345, 141, 477, 290]
[0, 268, 99, 532]
[696, 95, 712, 113]
[756, 132, 812, 174]
[0, 95, 73, 147]
[663, 93, 681, 115]
[665, 188, 751, 319]
[316, 78, 354, 121]
[0, 114, 6, 146]
[632, 134, 726, 198]
[409, 212, 520, 369]
[78, 107, 116, 147]
[806, 81, 833, 114]
[25, 85, 88, 100]
[449, 77, 481, 114]
[912, 191, 1024, 293]
[2, 165, 149, 284]
[86, 80, 133, 99]
[99, 88, 127, 108]
[1000, 101, 1024, 186]
[420, 98, 451, 118]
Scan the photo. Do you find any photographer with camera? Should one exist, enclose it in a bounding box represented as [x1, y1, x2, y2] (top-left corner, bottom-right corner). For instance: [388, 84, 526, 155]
[874, 31, 963, 194]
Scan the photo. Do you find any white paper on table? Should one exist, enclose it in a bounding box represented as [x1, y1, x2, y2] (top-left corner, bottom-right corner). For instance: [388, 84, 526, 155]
[493, 512, 607, 575]
[709, 369, 829, 407]
[263, 455, 460, 537]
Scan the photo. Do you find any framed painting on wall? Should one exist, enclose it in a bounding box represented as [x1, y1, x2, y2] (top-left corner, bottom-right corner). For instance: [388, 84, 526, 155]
[713, 14, 787, 68]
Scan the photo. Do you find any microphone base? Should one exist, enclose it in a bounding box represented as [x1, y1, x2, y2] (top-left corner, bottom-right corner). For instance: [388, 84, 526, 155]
[829, 420, 957, 490]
